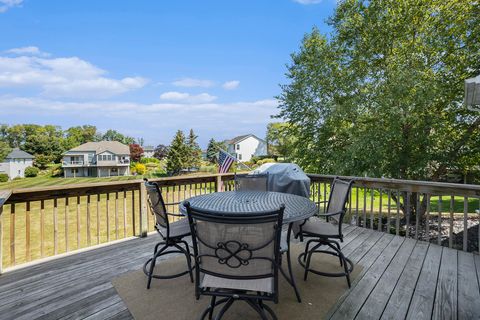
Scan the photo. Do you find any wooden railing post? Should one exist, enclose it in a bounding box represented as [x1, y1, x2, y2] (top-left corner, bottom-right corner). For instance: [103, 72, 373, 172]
[139, 182, 148, 237]
[216, 175, 222, 193]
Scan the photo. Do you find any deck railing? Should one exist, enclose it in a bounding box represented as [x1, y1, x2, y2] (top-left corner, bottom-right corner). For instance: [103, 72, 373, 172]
[0, 172, 479, 273]
[308, 174, 480, 254]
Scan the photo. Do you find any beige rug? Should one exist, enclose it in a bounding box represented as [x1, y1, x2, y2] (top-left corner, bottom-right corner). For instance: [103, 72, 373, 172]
[112, 244, 361, 320]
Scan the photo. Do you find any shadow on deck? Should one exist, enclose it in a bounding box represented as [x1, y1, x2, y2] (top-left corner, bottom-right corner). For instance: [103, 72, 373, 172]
[0, 225, 479, 319]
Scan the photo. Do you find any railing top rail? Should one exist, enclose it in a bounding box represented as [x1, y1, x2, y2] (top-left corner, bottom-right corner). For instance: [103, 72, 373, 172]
[5, 173, 235, 203]
[0, 189, 12, 208]
[307, 174, 480, 197]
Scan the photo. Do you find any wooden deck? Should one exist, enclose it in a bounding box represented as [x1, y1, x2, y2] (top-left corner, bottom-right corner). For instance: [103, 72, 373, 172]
[0, 225, 479, 319]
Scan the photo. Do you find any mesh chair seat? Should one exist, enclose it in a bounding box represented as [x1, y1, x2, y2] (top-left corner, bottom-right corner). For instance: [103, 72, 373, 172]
[280, 231, 288, 253]
[201, 274, 274, 293]
[300, 218, 339, 238]
[157, 218, 191, 239]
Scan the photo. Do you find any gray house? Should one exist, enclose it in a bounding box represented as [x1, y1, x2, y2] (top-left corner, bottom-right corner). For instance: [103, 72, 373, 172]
[0, 148, 35, 179]
[62, 141, 130, 178]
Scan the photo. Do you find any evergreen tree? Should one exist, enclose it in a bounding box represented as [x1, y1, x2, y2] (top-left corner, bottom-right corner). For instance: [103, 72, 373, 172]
[186, 129, 202, 169]
[166, 130, 188, 175]
[206, 138, 218, 163]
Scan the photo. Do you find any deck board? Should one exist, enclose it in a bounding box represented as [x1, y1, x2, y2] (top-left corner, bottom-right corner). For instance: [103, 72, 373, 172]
[0, 226, 478, 320]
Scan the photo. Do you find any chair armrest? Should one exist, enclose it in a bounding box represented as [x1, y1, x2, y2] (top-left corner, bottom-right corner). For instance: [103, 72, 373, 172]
[164, 201, 182, 206]
[166, 212, 186, 218]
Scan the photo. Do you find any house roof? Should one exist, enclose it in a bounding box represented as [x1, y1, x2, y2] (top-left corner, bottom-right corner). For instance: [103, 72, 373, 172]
[142, 145, 154, 151]
[5, 148, 34, 159]
[66, 141, 130, 155]
[227, 134, 265, 145]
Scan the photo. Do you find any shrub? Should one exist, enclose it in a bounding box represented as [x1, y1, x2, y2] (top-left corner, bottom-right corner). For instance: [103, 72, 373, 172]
[25, 166, 39, 177]
[140, 157, 160, 164]
[256, 158, 276, 165]
[0, 174, 8, 182]
[135, 163, 147, 175]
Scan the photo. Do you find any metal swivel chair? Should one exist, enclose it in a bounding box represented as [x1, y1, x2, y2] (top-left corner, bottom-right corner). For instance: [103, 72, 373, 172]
[143, 179, 194, 289]
[297, 178, 354, 287]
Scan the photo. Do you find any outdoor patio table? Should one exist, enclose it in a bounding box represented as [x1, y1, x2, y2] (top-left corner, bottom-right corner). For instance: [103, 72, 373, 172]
[180, 191, 318, 302]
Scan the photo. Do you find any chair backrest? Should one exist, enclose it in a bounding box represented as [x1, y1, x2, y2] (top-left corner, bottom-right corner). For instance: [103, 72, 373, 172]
[234, 173, 269, 192]
[186, 203, 283, 291]
[144, 180, 169, 230]
[326, 178, 353, 225]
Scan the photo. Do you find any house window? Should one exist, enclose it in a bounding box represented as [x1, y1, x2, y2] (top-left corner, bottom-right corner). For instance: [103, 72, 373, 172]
[236, 144, 240, 150]
[111, 168, 118, 172]
[71, 169, 78, 174]
[238, 154, 242, 160]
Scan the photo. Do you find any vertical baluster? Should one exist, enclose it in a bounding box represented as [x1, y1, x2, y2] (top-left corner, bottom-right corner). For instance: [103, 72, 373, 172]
[415, 193, 420, 240]
[349, 187, 352, 223]
[355, 187, 359, 226]
[96, 194, 100, 244]
[87, 195, 91, 247]
[437, 195, 442, 245]
[123, 191, 127, 238]
[396, 190, 400, 236]
[25, 201, 30, 262]
[425, 194, 430, 243]
[449, 196, 454, 248]
[10, 203, 15, 266]
[40, 200, 45, 258]
[131, 190, 136, 236]
[363, 187, 367, 228]
[463, 197, 468, 252]
[65, 197, 69, 252]
[317, 182, 321, 209]
[76, 196, 81, 249]
[53, 198, 58, 255]
[370, 188, 374, 229]
[378, 189, 383, 232]
[323, 183, 327, 213]
[387, 190, 391, 234]
[405, 192, 410, 238]
[115, 192, 119, 240]
[106, 193, 110, 242]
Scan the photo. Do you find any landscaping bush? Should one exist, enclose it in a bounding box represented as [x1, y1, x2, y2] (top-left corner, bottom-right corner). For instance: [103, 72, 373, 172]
[135, 163, 147, 175]
[256, 158, 276, 165]
[140, 157, 160, 164]
[0, 174, 8, 183]
[25, 166, 39, 177]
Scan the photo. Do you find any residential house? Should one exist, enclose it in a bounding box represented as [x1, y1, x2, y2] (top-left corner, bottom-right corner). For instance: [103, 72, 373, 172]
[142, 146, 154, 158]
[0, 148, 34, 179]
[62, 141, 130, 178]
[226, 134, 267, 162]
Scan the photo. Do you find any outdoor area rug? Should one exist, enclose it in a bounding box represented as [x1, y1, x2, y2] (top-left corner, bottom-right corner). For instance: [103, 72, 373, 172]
[112, 244, 362, 320]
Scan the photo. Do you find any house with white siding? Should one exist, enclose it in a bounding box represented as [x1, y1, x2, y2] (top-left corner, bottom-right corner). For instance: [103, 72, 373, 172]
[142, 146, 155, 158]
[226, 134, 267, 162]
[62, 141, 130, 178]
[0, 148, 35, 179]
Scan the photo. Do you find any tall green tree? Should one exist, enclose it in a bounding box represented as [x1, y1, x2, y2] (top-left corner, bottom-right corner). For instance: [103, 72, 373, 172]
[186, 129, 202, 169]
[64, 125, 99, 150]
[277, 0, 480, 219]
[166, 130, 188, 175]
[102, 129, 135, 145]
[0, 141, 11, 162]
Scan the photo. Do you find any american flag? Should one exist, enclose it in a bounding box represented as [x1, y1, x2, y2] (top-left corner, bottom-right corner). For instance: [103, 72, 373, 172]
[218, 150, 236, 173]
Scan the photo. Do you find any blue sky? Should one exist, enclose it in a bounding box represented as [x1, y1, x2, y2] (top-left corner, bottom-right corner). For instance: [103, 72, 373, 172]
[0, 0, 335, 147]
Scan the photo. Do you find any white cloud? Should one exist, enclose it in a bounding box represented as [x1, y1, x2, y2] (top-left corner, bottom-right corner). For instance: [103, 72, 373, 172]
[222, 80, 240, 90]
[172, 77, 215, 88]
[5, 46, 50, 57]
[0, 0, 22, 13]
[0, 51, 148, 98]
[160, 91, 217, 103]
[292, 0, 322, 4]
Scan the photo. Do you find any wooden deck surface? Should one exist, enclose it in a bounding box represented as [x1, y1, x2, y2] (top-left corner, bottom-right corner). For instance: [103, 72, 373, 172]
[0, 225, 478, 319]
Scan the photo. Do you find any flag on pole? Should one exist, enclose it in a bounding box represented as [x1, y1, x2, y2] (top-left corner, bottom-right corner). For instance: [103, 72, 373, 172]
[218, 150, 236, 173]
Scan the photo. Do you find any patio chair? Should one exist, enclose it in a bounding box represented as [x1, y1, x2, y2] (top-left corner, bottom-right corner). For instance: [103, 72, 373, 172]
[296, 178, 354, 287]
[185, 202, 284, 320]
[143, 179, 194, 289]
[234, 173, 269, 191]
